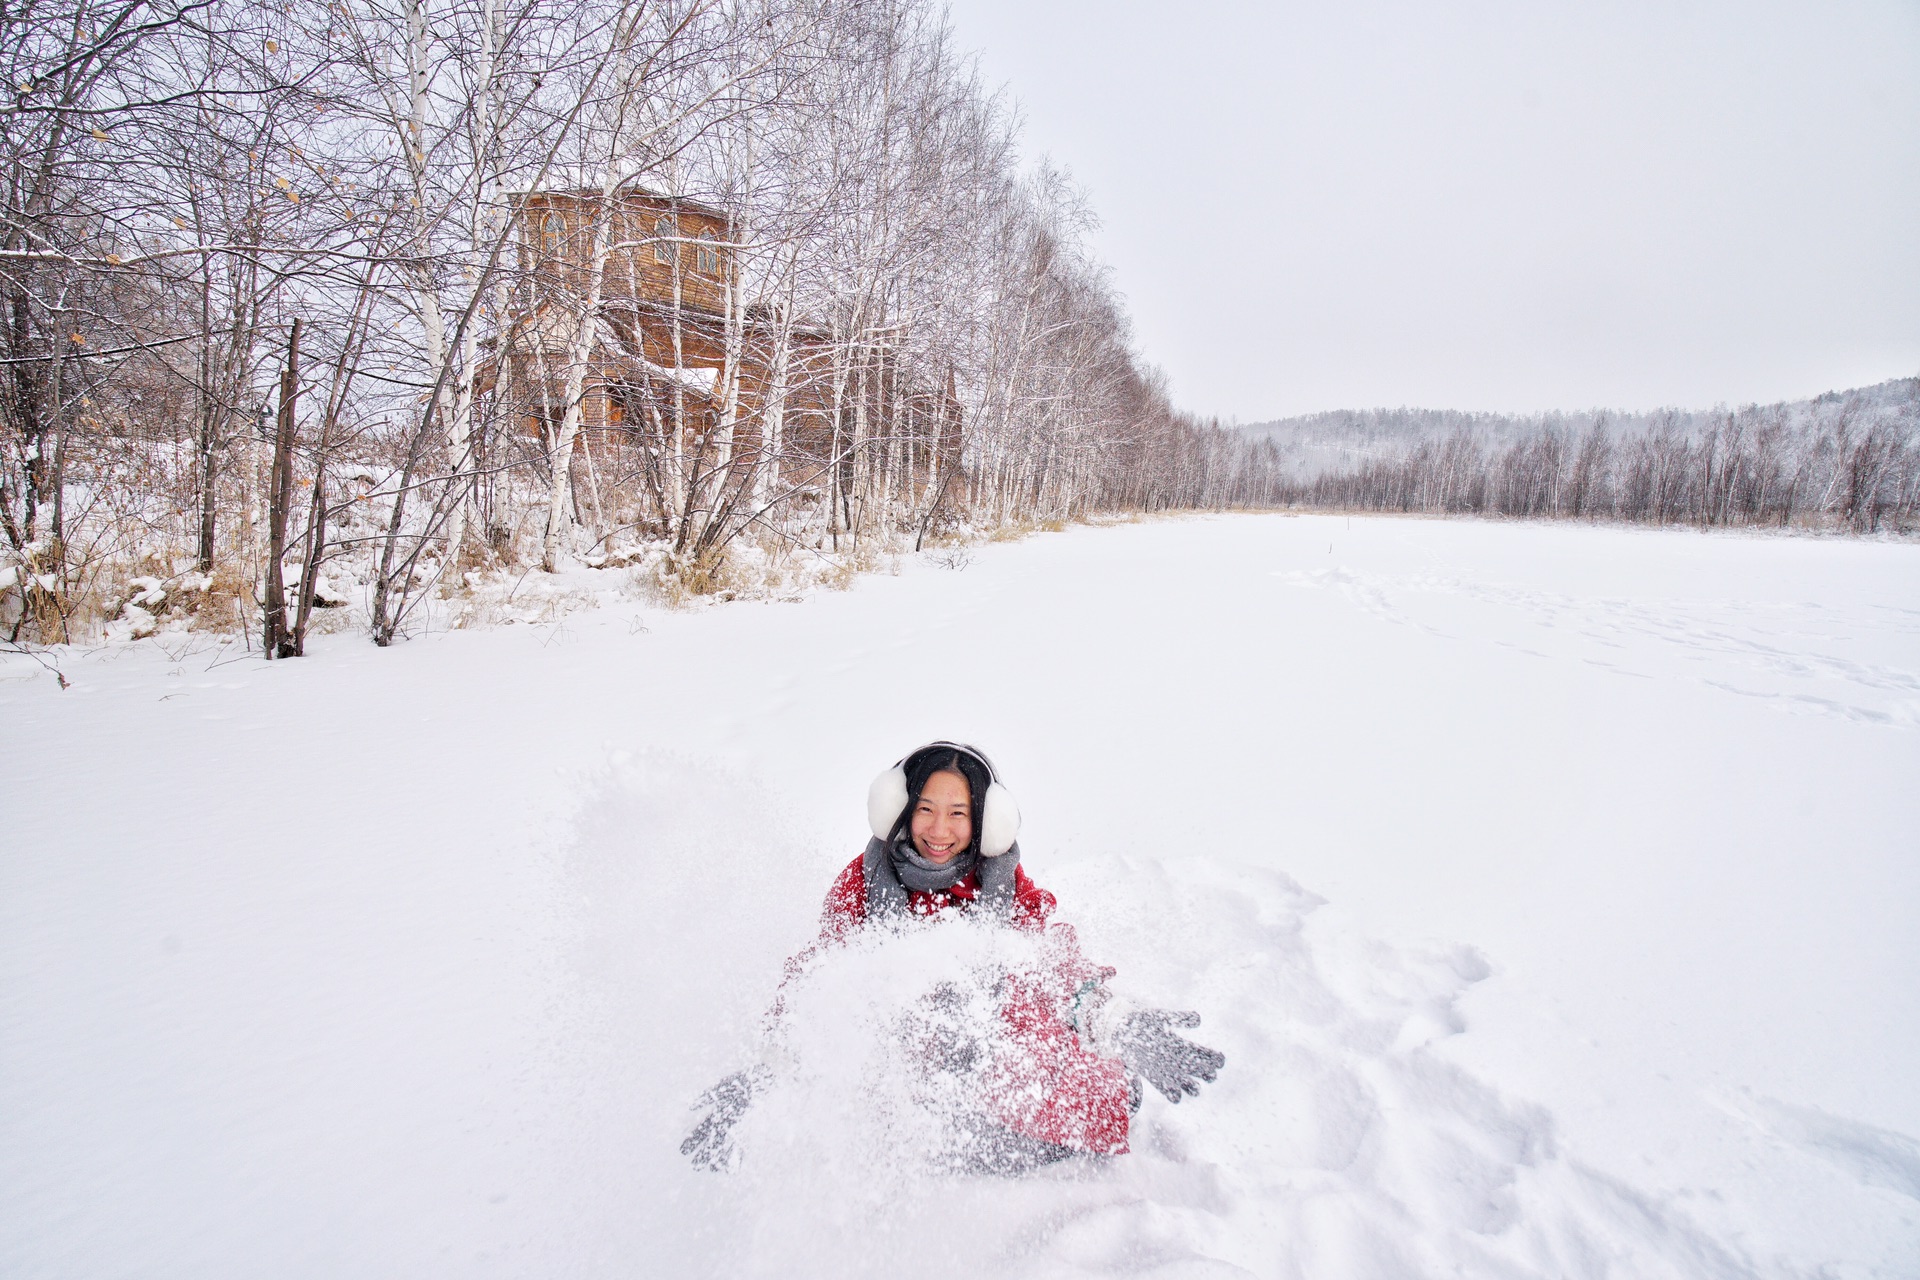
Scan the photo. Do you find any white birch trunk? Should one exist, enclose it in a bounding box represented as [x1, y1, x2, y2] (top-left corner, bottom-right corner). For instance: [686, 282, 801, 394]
[443, 0, 503, 569]
[541, 204, 614, 571]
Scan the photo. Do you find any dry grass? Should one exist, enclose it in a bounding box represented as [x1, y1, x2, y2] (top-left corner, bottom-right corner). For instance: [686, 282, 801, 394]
[186, 565, 255, 633]
[985, 514, 1070, 543]
[643, 533, 903, 605]
[448, 582, 600, 629]
[651, 548, 736, 607]
[1, 502, 1176, 650]
[821, 541, 886, 591]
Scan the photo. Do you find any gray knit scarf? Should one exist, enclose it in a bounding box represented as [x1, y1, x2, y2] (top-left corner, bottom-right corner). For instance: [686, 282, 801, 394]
[892, 837, 976, 892]
[862, 836, 1022, 922]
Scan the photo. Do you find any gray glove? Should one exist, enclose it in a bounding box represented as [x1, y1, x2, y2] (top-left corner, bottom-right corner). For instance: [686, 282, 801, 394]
[1114, 1009, 1225, 1104]
[681, 1068, 764, 1170]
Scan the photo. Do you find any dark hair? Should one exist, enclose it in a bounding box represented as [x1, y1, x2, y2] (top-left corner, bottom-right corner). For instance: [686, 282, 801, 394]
[890, 745, 991, 853]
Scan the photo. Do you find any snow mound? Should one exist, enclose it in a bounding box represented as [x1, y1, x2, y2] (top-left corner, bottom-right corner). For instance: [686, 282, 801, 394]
[551, 766, 1764, 1279]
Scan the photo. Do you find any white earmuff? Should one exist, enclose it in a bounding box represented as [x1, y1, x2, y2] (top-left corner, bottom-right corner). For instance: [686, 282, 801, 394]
[977, 780, 1021, 858]
[867, 742, 1022, 857]
[867, 766, 910, 844]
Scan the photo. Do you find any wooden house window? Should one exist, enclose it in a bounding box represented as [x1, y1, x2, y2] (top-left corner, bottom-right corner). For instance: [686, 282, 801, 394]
[653, 214, 678, 264]
[539, 210, 565, 256]
[696, 233, 719, 276]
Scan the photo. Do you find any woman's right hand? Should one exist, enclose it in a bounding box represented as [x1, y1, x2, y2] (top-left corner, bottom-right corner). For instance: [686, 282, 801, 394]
[681, 1067, 767, 1170]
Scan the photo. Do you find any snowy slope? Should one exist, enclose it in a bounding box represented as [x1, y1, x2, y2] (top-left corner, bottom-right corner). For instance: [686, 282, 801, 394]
[2, 515, 1916, 1278]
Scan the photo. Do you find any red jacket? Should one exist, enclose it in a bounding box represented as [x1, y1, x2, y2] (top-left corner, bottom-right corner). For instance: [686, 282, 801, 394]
[801, 853, 1134, 1156]
[816, 854, 1058, 939]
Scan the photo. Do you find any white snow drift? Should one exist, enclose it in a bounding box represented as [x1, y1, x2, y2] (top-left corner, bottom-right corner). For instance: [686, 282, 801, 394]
[2, 514, 1916, 1278]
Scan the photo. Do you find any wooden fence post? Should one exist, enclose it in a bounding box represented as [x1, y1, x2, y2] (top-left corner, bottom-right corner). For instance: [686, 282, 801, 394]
[263, 319, 300, 658]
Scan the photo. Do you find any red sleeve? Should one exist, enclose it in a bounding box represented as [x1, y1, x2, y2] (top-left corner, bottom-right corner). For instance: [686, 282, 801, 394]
[819, 855, 867, 942]
[984, 886, 1133, 1155]
[989, 969, 1132, 1154]
[1010, 864, 1057, 931]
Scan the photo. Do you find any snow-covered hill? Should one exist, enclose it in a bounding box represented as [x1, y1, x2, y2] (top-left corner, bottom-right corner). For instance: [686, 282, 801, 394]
[3, 514, 1916, 1278]
[1237, 376, 1920, 476]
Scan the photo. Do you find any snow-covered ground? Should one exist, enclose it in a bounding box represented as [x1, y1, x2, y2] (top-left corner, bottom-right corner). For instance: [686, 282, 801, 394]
[3, 514, 1916, 1278]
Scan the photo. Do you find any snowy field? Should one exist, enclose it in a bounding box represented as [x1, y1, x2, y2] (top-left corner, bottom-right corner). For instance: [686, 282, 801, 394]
[3, 513, 1917, 1279]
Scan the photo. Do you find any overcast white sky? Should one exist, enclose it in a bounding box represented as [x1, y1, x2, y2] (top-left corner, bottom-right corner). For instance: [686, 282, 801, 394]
[940, 0, 1920, 421]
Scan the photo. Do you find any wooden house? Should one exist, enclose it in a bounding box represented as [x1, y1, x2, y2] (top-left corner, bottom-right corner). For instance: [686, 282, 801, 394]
[498, 186, 962, 516]
[504, 187, 742, 435]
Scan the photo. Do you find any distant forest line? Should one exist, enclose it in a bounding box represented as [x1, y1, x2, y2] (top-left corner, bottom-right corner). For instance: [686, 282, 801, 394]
[1232, 378, 1920, 534]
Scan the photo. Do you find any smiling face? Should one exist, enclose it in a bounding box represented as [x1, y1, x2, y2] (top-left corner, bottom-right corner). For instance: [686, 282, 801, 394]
[909, 769, 973, 865]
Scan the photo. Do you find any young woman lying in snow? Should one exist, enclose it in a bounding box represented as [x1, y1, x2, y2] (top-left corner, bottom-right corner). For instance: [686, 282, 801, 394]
[682, 741, 1225, 1173]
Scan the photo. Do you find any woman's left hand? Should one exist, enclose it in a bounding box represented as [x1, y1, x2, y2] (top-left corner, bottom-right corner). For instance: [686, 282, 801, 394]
[1113, 1009, 1226, 1104]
